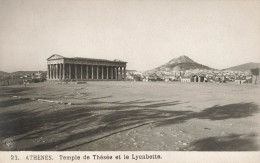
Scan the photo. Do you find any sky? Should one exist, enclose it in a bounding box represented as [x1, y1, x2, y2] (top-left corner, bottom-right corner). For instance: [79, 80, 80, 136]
[0, 0, 260, 72]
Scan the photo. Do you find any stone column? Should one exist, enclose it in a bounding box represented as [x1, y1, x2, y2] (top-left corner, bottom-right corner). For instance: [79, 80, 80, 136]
[75, 64, 77, 80]
[111, 67, 114, 80]
[48, 64, 51, 79]
[54, 64, 56, 79]
[120, 67, 122, 80]
[57, 64, 59, 80]
[117, 66, 120, 80]
[117, 67, 119, 80]
[81, 64, 83, 79]
[69, 64, 71, 79]
[47, 64, 49, 80]
[91, 65, 94, 79]
[52, 64, 55, 79]
[52, 64, 54, 79]
[97, 65, 99, 79]
[54, 64, 57, 79]
[107, 66, 109, 79]
[101, 66, 104, 79]
[58, 64, 60, 80]
[50, 65, 52, 79]
[56, 64, 58, 80]
[51, 64, 54, 79]
[59, 64, 62, 80]
[63, 64, 66, 80]
[124, 66, 126, 80]
[115, 67, 118, 80]
[53, 64, 55, 79]
[86, 65, 88, 79]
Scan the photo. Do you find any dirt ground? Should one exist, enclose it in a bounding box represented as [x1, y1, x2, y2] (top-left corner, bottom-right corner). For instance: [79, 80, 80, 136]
[0, 81, 259, 151]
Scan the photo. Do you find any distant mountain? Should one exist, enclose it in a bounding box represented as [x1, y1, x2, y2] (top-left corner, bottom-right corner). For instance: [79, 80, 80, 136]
[0, 71, 10, 77]
[146, 55, 211, 73]
[11, 71, 46, 75]
[225, 62, 260, 71]
[0, 71, 47, 77]
[126, 70, 137, 73]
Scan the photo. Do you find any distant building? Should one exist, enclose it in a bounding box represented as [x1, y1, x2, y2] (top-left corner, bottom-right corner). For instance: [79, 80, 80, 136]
[181, 77, 191, 82]
[234, 79, 246, 84]
[32, 71, 42, 79]
[142, 76, 149, 82]
[163, 75, 176, 82]
[192, 75, 205, 82]
[47, 54, 127, 81]
[126, 74, 134, 81]
[221, 75, 226, 83]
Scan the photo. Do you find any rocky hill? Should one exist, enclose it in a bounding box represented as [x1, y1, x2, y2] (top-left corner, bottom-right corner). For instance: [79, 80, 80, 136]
[146, 55, 211, 74]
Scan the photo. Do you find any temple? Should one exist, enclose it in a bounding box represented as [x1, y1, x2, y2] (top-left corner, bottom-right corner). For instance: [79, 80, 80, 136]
[47, 54, 127, 81]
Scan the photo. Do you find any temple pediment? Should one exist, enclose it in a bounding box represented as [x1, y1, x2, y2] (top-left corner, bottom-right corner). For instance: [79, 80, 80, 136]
[47, 54, 64, 60]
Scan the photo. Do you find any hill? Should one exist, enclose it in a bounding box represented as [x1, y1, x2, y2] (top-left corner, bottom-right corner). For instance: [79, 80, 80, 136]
[0, 71, 9, 75]
[11, 71, 46, 75]
[126, 70, 138, 73]
[0, 71, 47, 77]
[146, 55, 211, 74]
[225, 62, 260, 71]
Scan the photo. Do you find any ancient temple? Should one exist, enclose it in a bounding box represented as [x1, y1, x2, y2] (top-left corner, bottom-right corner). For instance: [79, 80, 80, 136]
[47, 54, 127, 81]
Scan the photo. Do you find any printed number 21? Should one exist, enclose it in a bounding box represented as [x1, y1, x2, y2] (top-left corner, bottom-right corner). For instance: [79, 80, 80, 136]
[11, 155, 19, 160]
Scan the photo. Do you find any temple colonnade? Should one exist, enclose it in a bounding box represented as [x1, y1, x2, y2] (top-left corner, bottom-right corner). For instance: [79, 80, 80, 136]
[47, 64, 126, 81]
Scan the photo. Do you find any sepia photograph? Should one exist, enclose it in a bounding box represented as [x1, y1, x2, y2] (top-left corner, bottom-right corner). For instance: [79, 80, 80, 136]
[0, 0, 260, 162]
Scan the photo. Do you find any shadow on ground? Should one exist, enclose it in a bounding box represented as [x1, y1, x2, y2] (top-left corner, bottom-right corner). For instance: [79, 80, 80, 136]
[0, 95, 259, 151]
[181, 133, 259, 151]
[199, 103, 260, 120]
[157, 102, 260, 126]
[0, 98, 31, 108]
[0, 87, 34, 97]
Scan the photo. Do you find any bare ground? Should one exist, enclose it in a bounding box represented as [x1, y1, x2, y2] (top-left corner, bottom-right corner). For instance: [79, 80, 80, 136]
[0, 81, 259, 151]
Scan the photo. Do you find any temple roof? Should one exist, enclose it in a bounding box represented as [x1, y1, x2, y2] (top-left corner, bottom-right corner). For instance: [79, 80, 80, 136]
[47, 54, 127, 63]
